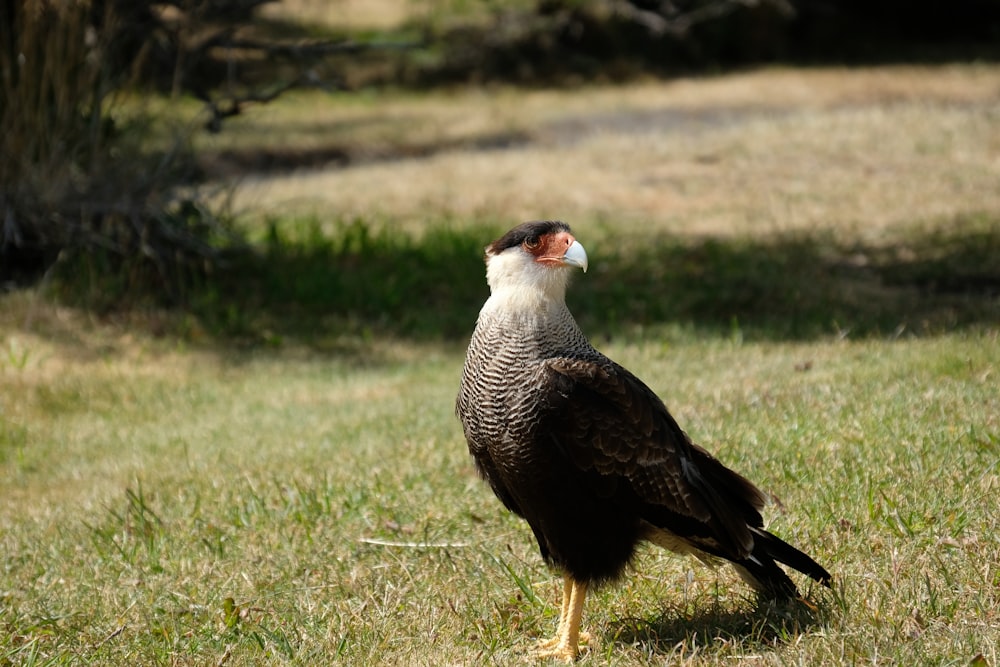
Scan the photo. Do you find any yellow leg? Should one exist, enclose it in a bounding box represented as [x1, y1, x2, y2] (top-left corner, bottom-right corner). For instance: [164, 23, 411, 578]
[536, 576, 573, 650]
[533, 575, 589, 662]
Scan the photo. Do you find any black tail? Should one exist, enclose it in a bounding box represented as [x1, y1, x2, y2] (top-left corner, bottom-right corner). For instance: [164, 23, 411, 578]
[734, 528, 832, 599]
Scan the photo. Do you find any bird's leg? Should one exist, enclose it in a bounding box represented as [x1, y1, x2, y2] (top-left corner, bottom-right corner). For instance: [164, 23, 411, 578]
[536, 575, 573, 650]
[533, 576, 589, 662]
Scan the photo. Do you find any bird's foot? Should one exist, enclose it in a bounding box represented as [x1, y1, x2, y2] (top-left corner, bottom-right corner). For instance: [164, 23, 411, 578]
[535, 631, 591, 651]
[532, 642, 578, 663]
[532, 632, 590, 662]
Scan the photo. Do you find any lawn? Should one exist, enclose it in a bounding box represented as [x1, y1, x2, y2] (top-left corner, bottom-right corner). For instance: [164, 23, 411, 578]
[2, 63, 999, 665]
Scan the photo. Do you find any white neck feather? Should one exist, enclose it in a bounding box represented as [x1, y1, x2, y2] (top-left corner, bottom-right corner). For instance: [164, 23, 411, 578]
[483, 249, 572, 316]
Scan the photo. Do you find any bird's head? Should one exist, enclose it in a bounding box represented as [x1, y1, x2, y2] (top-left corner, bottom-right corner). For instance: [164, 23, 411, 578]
[483, 221, 588, 301]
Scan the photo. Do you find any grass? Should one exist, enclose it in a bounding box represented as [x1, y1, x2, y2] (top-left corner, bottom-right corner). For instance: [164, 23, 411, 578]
[260, 0, 533, 32]
[1, 324, 998, 665]
[3, 63, 1000, 665]
[52, 211, 995, 344]
[218, 64, 1000, 236]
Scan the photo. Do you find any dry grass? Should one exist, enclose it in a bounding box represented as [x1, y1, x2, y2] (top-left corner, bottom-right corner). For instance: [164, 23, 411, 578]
[221, 65, 1000, 240]
[2, 313, 998, 665]
[3, 65, 1000, 665]
[261, 0, 532, 30]
[261, 0, 427, 30]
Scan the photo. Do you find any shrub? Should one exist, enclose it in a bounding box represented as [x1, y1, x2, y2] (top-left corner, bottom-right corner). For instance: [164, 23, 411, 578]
[0, 0, 230, 298]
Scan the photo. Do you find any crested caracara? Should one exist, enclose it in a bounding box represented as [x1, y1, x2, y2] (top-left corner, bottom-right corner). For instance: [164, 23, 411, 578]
[456, 221, 831, 662]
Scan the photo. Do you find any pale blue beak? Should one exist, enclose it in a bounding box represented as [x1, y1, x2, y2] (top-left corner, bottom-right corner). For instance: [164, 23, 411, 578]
[563, 240, 589, 273]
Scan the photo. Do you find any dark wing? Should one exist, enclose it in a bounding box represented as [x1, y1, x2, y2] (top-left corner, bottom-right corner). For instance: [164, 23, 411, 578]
[538, 356, 769, 559]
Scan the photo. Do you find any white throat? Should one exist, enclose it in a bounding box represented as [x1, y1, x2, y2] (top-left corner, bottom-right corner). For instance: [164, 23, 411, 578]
[483, 250, 572, 316]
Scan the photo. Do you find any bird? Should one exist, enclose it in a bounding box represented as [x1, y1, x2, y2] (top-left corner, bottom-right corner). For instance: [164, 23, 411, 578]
[456, 220, 831, 662]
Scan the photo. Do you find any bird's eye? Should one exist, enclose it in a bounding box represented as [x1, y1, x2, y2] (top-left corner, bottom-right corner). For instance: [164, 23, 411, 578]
[524, 236, 540, 250]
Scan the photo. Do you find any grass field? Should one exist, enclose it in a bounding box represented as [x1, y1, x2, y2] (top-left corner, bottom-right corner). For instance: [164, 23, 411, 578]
[3, 63, 1000, 665]
[220, 64, 1000, 237]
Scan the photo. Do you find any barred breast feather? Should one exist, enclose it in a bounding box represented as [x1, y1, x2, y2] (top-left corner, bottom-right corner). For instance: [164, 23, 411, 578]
[456, 220, 830, 594]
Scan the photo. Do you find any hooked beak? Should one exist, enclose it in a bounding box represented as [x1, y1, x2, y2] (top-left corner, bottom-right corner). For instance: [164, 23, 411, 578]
[562, 239, 588, 273]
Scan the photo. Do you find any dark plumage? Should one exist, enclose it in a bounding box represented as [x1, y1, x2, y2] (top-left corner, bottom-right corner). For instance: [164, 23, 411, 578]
[456, 221, 831, 661]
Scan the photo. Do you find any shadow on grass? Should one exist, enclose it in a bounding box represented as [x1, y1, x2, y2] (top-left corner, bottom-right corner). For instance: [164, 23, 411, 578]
[189, 214, 999, 350]
[200, 128, 534, 179]
[608, 594, 831, 657]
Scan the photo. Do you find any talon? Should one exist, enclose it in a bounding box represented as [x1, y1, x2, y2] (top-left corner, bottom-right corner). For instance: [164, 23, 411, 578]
[535, 631, 590, 651]
[532, 642, 582, 663]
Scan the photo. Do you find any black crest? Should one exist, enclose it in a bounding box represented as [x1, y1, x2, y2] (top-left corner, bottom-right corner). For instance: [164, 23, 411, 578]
[486, 221, 572, 257]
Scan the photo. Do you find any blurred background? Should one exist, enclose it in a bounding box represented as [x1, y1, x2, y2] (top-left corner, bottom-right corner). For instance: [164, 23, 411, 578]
[2, 0, 998, 343]
[2, 8, 999, 663]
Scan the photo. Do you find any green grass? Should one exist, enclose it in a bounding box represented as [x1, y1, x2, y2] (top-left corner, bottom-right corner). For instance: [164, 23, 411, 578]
[42, 211, 999, 347]
[2, 311, 998, 665]
[4, 62, 1000, 665]
[215, 211, 998, 342]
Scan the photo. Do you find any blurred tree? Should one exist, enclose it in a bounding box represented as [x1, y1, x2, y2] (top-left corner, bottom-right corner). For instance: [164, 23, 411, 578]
[419, 0, 999, 84]
[0, 0, 376, 294]
[2, 0, 995, 298]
